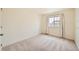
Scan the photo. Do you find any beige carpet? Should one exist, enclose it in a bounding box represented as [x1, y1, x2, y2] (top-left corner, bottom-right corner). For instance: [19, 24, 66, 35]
[2, 34, 79, 51]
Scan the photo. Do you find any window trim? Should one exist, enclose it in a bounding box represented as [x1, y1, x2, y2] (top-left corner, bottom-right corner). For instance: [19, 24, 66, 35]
[48, 15, 60, 28]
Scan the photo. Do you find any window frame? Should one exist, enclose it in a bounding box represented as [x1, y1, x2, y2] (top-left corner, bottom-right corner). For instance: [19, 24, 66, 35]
[48, 15, 60, 28]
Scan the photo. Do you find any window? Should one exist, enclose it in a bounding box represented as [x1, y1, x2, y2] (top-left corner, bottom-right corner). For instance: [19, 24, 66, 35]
[48, 16, 60, 27]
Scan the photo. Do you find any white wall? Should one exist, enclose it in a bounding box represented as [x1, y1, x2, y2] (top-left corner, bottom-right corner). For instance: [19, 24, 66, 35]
[2, 9, 41, 47]
[75, 9, 79, 49]
[0, 9, 1, 50]
[41, 9, 75, 40]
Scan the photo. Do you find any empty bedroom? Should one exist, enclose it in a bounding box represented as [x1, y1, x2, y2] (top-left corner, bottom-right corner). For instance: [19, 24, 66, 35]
[0, 8, 79, 51]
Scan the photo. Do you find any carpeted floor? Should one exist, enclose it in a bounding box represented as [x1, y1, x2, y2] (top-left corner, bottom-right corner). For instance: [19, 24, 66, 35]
[2, 34, 79, 51]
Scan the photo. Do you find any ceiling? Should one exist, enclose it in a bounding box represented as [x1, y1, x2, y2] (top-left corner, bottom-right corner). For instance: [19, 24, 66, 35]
[26, 8, 66, 14]
[3, 8, 66, 14]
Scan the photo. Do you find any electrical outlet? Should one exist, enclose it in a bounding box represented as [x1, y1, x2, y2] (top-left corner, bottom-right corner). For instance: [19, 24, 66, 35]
[0, 34, 3, 36]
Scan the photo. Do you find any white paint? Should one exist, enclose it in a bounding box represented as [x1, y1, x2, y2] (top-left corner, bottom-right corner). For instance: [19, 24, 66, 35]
[39, 8, 65, 14]
[0, 9, 1, 50]
[75, 9, 79, 49]
[15, 8, 64, 14]
[41, 9, 75, 40]
[2, 9, 41, 47]
[2, 8, 65, 47]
